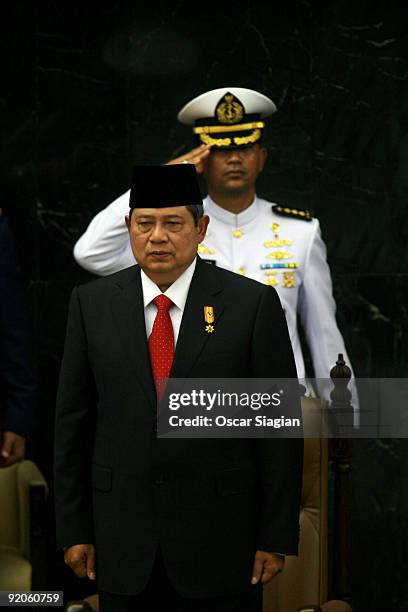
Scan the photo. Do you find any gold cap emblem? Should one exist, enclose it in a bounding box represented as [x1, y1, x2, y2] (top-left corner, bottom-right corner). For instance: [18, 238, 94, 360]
[216, 93, 244, 125]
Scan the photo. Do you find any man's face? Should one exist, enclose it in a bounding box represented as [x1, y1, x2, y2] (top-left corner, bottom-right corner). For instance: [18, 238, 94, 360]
[125, 206, 209, 288]
[203, 143, 268, 196]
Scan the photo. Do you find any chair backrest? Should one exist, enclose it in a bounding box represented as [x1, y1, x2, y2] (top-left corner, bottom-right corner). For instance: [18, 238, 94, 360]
[264, 396, 329, 612]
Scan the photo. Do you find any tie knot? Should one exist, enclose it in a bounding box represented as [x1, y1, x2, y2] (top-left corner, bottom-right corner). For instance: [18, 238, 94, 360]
[153, 294, 173, 312]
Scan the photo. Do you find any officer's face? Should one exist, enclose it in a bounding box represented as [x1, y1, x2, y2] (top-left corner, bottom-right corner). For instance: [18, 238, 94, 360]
[203, 144, 267, 196]
[125, 207, 209, 290]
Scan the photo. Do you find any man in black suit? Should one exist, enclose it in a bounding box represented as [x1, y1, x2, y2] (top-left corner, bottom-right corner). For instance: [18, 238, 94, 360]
[55, 164, 303, 612]
[0, 215, 35, 465]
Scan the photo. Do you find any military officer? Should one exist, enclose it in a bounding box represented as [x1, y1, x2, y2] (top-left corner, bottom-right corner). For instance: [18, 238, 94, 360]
[73, 87, 356, 403]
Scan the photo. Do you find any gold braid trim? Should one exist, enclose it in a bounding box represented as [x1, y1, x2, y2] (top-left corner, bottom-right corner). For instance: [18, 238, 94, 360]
[199, 133, 232, 146]
[193, 121, 265, 135]
[198, 128, 262, 147]
[233, 129, 262, 145]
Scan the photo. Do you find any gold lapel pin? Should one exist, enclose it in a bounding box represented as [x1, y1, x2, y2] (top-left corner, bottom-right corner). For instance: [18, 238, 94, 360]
[204, 306, 215, 333]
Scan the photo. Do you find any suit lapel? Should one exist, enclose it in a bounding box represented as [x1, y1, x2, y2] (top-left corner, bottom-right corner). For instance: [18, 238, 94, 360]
[110, 259, 225, 401]
[170, 257, 225, 379]
[110, 266, 156, 411]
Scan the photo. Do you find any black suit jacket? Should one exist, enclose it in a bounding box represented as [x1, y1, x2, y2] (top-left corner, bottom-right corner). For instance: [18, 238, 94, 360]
[0, 217, 35, 438]
[54, 256, 303, 597]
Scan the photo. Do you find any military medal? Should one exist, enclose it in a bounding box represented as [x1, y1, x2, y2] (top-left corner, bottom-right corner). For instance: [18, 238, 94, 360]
[265, 221, 292, 247]
[260, 263, 298, 288]
[263, 238, 292, 247]
[265, 250, 293, 260]
[282, 271, 295, 288]
[264, 271, 278, 286]
[260, 263, 299, 269]
[204, 306, 215, 333]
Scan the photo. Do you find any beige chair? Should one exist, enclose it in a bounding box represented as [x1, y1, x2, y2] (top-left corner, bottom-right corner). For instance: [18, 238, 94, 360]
[0, 459, 48, 590]
[263, 396, 352, 612]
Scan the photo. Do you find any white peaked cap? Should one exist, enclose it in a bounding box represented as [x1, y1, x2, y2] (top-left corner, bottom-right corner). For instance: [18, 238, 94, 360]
[178, 87, 277, 125]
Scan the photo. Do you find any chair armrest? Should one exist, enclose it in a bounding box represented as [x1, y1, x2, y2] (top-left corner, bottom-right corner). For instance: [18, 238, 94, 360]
[29, 483, 48, 589]
[15, 460, 48, 588]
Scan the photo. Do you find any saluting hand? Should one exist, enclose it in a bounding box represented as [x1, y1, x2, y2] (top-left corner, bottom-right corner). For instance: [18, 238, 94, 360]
[165, 144, 211, 174]
[251, 550, 285, 585]
[64, 544, 96, 581]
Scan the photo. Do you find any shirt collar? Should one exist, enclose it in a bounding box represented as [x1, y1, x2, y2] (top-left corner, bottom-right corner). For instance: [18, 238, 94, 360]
[140, 258, 197, 311]
[204, 194, 260, 227]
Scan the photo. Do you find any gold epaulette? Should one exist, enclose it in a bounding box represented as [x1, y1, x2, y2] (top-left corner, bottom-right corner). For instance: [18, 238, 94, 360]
[272, 205, 313, 222]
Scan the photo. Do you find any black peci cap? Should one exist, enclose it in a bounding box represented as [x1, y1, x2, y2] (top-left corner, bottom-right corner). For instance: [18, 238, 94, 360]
[129, 164, 203, 209]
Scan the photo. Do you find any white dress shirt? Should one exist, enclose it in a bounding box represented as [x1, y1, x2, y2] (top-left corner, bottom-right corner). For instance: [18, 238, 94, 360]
[140, 258, 197, 343]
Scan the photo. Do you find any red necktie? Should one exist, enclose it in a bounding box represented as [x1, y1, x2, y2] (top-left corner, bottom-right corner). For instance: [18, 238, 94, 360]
[148, 294, 174, 397]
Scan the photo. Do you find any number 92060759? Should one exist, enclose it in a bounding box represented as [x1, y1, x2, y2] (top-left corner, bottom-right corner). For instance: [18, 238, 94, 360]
[0, 591, 63, 607]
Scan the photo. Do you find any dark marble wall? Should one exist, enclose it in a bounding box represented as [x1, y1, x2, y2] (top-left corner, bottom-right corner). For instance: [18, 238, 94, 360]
[2, 2, 407, 609]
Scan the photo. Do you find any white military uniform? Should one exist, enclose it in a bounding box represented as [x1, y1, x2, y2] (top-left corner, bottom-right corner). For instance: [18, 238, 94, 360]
[73, 190, 354, 402]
